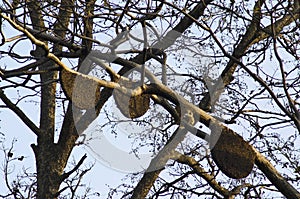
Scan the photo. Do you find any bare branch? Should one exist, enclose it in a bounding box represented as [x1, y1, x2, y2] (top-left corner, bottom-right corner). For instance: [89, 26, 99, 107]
[0, 90, 41, 136]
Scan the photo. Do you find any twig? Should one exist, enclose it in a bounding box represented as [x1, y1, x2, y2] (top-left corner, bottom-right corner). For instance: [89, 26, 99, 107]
[59, 154, 87, 182]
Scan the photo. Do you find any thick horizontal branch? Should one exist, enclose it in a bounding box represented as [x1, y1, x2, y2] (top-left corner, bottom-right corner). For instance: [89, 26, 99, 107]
[27, 28, 81, 51]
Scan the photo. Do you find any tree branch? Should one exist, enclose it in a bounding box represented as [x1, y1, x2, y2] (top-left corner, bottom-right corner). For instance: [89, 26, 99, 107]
[130, 126, 188, 199]
[175, 152, 232, 198]
[59, 154, 87, 182]
[0, 90, 41, 136]
[253, 147, 300, 199]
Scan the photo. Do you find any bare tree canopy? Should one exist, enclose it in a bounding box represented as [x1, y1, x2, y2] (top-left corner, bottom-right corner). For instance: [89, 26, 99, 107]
[0, 0, 299, 198]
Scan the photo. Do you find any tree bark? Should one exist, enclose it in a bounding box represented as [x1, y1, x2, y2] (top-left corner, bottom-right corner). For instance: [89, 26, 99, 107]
[27, 0, 74, 198]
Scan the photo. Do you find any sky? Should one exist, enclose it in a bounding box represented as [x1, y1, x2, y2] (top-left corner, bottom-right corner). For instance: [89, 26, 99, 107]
[1, 1, 299, 198]
[0, 21, 212, 198]
[0, 21, 127, 198]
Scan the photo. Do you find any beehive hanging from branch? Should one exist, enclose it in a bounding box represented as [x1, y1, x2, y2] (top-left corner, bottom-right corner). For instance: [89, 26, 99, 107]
[113, 79, 150, 119]
[60, 69, 101, 109]
[210, 126, 256, 179]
